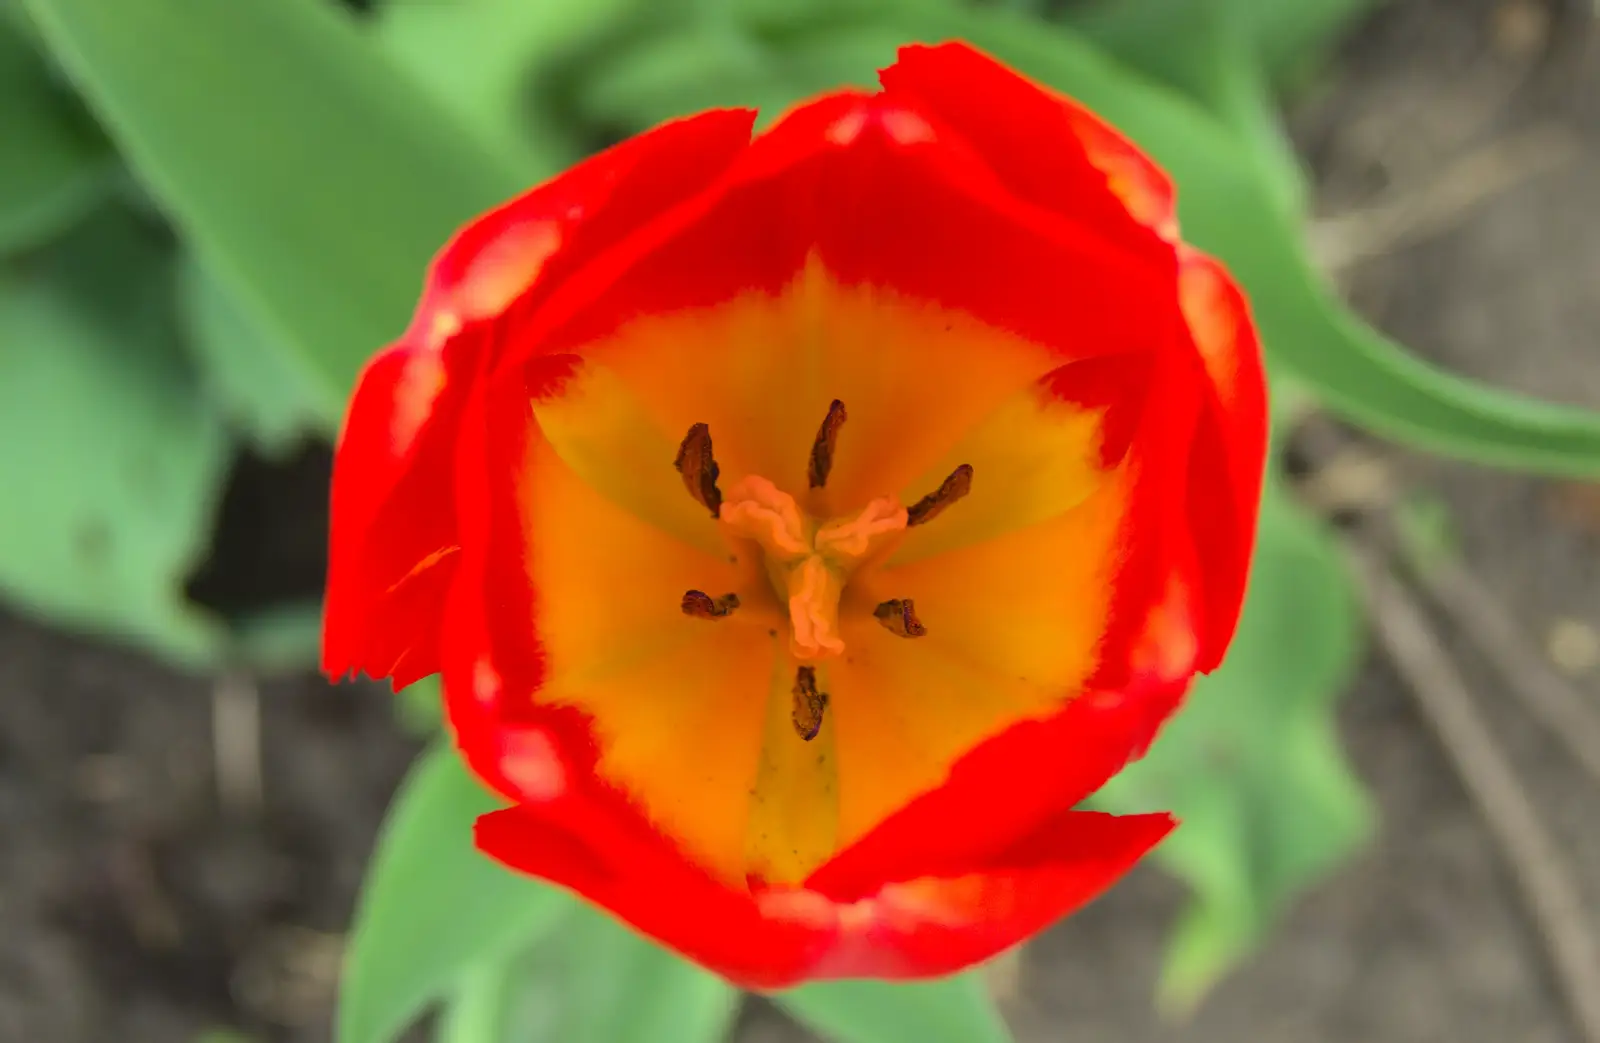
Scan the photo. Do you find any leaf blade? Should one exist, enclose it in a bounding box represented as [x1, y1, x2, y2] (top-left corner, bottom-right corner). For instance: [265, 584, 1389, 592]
[340, 743, 569, 1043]
[774, 975, 1014, 1043]
[22, 0, 526, 396]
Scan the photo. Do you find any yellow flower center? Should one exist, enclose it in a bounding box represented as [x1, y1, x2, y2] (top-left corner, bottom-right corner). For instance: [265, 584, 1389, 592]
[519, 264, 1124, 886]
[672, 400, 971, 741]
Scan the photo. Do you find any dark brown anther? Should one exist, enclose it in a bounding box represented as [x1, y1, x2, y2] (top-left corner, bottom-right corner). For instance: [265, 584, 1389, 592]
[674, 422, 723, 518]
[682, 590, 740, 619]
[807, 399, 848, 489]
[907, 463, 973, 526]
[873, 598, 927, 638]
[791, 665, 830, 741]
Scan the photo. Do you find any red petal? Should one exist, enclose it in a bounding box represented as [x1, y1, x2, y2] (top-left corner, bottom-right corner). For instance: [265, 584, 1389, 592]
[805, 668, 1189, 901]
[410, 109, 757, 354]
[881, 41, 1177, 244]
[497, 90, 1181, 376]
[322, 334, 470, 685]
[322, 110, 755, 687]
[783, 810, 1173, 980]
[1178, 250, 1269, 670]
[474, 802, 823, 989]
[475, 799, 1170, 988]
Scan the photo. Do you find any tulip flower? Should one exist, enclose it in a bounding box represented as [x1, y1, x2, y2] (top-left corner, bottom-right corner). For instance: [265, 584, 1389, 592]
[324, 41, 1267, 987]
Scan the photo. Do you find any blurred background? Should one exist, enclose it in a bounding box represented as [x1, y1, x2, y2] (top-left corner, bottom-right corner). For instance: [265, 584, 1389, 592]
[3, 0, 1600, 1041]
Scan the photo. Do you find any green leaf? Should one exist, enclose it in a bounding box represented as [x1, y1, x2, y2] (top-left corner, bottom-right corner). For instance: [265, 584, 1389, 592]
[175, 250, 339, 455]
[435, 958, 520, 1043]
[0, 17, 113, 254]
[375, 0, 634, 179]
[1093, 483, 1371, 1009]
[493, 906, 740, 1043]
[1062, 0, 1305, 210]
[396, 674, 446, 735]
[774, 975, 1013, 1043]
[1065, 0, 1386, 100]
[340, 742, 569, 1043]
[578, 22, 903, 131]
[227, 601, 325, 676]
[0, 205, 227, 664]
[22, 0, 527, 398]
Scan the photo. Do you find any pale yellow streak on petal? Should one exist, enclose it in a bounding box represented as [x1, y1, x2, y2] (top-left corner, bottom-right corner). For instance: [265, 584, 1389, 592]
[744, 654, 841, 885]
[532, 360, 726, 558]
[889, 380, 1107, 565]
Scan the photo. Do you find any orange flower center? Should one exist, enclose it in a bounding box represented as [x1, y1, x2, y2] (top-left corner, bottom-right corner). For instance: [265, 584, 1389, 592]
[671, 402, 976, 741]
[521, 263, 1128, 886]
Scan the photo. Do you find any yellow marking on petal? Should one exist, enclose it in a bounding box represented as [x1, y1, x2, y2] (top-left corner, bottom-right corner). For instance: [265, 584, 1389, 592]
[582, 258, 1061, 517]
[453, 220, 562, 321]
[383, 545, 459, 595]
[391, 351, 446, 453]
[532, 360, 726, 557]
[830, 471, 1128, 847]
[426, 311, 463, 349]
[1179, 248, 1249, 406]
[745, 656, 839, 884]
[891, 379, 1108, 565]
[523, 428, 779, 884]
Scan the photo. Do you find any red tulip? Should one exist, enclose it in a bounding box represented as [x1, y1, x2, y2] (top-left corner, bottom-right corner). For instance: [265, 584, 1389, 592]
[324, 41, 1267, 987]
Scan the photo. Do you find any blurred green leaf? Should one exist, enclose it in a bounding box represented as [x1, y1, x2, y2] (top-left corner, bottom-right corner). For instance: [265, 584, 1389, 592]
[341, 742, 569, 1043]
[0, 206, 226, 664]
[22, 0, 527, 399]
[228, 601, 324, 676]
[1393, 493, 1460, 578]
[478, 905, 739, 1043]
[435, 958, 519, 1043]
[0, 17, 112, 255]
[1094, 482, 1371, 1009]
[774, 975, 1013, 1043]
[191, 1031, 258, 1043]
[376, 0, 634, 179]
[176, 251, 338, 455]
[1063, 0, 1305, 210]
[397, 674, 446, 734]
[579, 20, 916, 131]
[1065, 0, 1385, 99]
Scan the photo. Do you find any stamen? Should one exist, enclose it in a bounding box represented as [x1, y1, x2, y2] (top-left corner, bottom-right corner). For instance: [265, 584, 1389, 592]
[682, 590, 740, 619]
[807, 399, 848, 489]
[674, 422, 723, 518]
[906, 463, 973, 526]
[791, 665, 829, 741]
[873, 598, 927, 638]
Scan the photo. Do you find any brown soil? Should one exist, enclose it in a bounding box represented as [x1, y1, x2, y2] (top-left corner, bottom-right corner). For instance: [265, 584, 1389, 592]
[4, 1, 1598, 1041]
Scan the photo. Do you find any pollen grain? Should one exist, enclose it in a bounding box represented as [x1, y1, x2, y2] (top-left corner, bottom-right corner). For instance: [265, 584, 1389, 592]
[682, 590, 741, 619]
[873, 598, 927, 638]
[791, 665, 830, 741]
